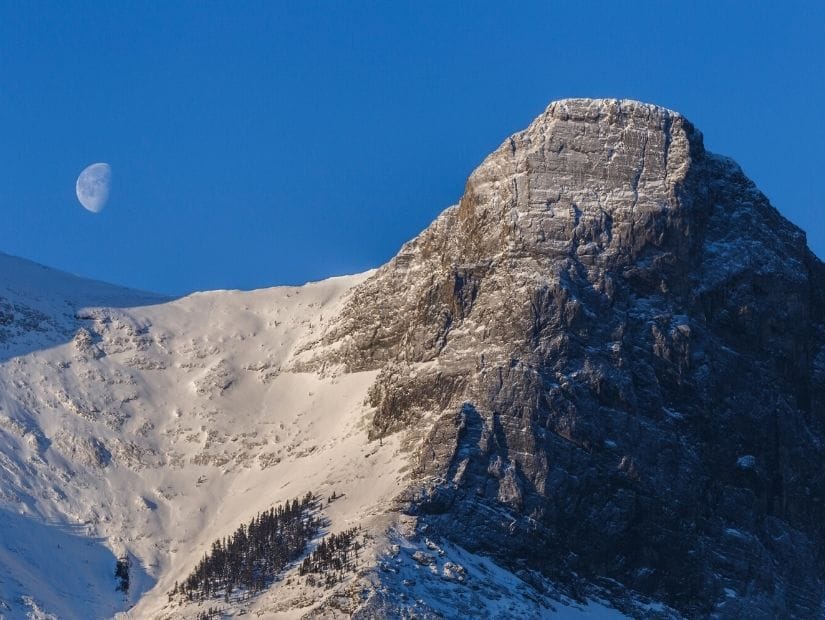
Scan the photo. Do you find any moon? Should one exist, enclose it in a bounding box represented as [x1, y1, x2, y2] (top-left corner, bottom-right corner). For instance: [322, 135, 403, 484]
[76, 163, 112, 213]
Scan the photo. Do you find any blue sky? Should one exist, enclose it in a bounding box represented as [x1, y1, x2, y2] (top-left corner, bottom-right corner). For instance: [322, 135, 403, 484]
[1, 2, 823, 295]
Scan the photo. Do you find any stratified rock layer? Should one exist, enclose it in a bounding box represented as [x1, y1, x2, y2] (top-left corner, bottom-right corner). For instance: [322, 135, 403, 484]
[305, 99, 825, 617]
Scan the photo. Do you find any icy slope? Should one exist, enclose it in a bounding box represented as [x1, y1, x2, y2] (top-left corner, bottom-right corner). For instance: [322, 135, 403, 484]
[0, 259, 408, 618]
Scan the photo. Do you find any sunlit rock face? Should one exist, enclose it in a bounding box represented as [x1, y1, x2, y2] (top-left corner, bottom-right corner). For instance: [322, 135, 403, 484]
[305, 99, 825, 617]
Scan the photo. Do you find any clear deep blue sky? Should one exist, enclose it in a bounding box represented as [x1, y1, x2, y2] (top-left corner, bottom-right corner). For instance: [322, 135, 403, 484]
[1, 2, 823, 295]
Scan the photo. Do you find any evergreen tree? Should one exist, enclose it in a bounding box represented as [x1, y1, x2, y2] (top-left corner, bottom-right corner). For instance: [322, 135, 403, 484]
[299, 527, 362, 583]
[115, 554, 131, 594]
[172, 493, 319, 603]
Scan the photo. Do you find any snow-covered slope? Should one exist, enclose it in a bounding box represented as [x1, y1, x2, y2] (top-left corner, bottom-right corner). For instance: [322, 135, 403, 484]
[0, 252, 165, 361]
[0, 250, 634, 619]
[0, 255, 402, 618]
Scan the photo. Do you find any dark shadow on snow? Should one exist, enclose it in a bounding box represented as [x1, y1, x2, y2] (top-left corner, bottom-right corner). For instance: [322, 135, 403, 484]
[0, 508, 155, 619]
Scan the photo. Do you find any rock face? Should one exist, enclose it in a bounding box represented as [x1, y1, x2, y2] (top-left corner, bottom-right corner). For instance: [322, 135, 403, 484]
[305, 99, 825, 617]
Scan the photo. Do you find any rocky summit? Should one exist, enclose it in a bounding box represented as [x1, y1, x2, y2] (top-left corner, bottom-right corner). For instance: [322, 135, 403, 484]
[300, 98, 825, 617]
[1, 98, 824, 619]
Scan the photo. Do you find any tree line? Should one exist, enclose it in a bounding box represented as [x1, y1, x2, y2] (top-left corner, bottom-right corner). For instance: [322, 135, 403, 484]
[171, 492, 318, 603]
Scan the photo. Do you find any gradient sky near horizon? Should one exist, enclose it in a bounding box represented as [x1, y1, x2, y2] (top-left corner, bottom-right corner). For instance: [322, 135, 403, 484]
[1, 2, 823, 295]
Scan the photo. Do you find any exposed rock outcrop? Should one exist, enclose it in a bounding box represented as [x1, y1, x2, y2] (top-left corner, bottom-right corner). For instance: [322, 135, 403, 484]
[303, 99, 825, 617]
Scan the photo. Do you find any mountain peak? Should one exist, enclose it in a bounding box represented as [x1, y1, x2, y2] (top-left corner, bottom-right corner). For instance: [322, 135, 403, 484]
[298, 98, 825, 616]
[459, 97, 703, 248]
[527, 98, 701, 155]
[2, 99, 824, 619]
[543, 97, 685, 121]
[525, 97, 700, 160]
